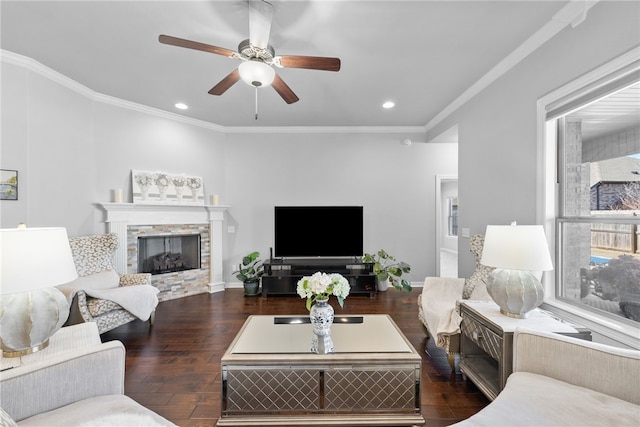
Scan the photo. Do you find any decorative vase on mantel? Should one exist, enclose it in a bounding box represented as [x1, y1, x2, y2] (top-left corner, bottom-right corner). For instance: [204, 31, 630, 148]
[310, 298, 334, 354]
[140, 185, 150, 201]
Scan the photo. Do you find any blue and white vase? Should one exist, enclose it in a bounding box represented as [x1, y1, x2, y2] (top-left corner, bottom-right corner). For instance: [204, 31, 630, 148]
[310, 298, 334, 354]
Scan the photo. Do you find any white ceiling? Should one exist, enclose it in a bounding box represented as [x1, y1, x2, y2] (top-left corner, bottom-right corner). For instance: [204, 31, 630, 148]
[1, 0, 576, 129]
[568, 83, 640, 143]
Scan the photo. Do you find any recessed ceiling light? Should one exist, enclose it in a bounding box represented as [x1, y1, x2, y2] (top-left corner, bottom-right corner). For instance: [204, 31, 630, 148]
[175, 102, 188, 110]
[382, 101, 395, 109]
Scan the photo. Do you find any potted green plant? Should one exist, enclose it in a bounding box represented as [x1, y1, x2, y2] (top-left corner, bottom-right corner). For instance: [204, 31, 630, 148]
[363, 249, 412, 291]
[233, 251, 264, 296]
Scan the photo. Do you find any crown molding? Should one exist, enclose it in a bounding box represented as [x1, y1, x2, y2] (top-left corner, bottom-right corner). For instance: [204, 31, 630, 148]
[425, 0, 600, 132]
[1, 49, 95, 99]
[2, 49, 425, 136]
[224, 125, 427, 134]
[1, 49, 226, 133]
[92, 92, 226, 133]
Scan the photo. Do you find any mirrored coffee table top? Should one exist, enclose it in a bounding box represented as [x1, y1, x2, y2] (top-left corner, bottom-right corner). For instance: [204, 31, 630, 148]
[230, 314, 413, 354]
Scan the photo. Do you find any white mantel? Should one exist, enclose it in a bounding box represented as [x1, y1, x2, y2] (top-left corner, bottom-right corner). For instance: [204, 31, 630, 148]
[98, 202, 228, 293]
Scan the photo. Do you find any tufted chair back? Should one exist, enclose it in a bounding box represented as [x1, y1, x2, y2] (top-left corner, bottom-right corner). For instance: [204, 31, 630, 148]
[68, 233, 118, 277]
[462, 234, 495, 299]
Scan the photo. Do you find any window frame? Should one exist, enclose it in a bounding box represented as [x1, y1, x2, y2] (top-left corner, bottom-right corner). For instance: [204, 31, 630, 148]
[536, 47, 640, 349]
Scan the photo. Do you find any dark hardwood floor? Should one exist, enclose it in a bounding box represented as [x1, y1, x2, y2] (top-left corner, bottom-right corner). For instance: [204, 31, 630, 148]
[101, 289, 489, 426]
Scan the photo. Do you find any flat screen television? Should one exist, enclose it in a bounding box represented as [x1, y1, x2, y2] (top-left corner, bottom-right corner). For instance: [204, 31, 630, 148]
[274, 206, 363, 258]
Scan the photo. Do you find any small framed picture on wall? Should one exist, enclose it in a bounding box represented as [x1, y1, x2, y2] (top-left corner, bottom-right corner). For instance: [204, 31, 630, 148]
[0, 169, 18, 201]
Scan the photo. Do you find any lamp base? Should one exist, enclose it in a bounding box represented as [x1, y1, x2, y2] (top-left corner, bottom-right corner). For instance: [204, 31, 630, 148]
[498, 308, 529, 319]
[0, 288, 69, 358]
[486, 269, 544, 319]
[2, 339, 50, 358]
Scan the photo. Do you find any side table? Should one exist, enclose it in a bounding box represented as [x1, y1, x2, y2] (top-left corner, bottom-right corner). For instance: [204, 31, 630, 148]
[1, 322, 101, 371]
[459, 301, 590, 401]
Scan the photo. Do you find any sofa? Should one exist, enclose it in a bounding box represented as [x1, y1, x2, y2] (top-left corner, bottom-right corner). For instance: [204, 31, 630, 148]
[418, 234, 493, 368]
[451, 327, 640, 426]
[0, 323, 175, 426]
[58, 233, 159, 334]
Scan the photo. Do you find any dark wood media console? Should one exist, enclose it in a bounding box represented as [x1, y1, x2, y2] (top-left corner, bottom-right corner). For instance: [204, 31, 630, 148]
[262, 258, 377, 297]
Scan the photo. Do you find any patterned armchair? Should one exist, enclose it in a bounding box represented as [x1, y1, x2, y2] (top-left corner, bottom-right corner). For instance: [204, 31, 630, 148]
[59, 233, 159, 334]
[418, 234, 493, 369]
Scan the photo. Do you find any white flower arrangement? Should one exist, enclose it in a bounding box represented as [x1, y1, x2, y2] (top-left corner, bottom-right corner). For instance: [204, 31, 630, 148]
[154, 173, 170, 187]
[171, 175, 187, 187]
[297, 272, 350, 311]
[186, 177, 202, 189]
[135, 173, 153, 187]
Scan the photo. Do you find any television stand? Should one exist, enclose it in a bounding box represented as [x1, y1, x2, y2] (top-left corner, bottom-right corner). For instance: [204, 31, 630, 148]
[262, 258, 376, 297]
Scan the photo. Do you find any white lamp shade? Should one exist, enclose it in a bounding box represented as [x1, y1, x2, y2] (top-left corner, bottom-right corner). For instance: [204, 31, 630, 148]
[1, 227, 78, 294]
[238, 60, 275, 88]
[481, 224, 553, 272]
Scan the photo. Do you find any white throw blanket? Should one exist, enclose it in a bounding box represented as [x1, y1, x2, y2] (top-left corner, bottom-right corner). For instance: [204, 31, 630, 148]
[59, 284, 159, 321]
[420, 277, 465, 347]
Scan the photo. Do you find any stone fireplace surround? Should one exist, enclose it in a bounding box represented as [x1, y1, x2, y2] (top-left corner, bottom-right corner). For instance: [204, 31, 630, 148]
[98, 203, 227, 301]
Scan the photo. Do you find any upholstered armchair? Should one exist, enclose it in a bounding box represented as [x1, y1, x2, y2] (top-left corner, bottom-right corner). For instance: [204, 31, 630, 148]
[58, 233, 159, 334]
[418, 234, 493, 369]
[1, 323, 176, 426]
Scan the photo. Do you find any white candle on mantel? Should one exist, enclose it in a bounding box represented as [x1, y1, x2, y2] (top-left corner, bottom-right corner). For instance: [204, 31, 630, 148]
[113, 189, 123, 203]
[210, 195, 220, 205]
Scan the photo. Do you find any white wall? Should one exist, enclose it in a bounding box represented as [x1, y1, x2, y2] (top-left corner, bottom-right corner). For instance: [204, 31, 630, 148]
[0, 62, 96, 233]
[426, 1, 640, 277]
[0, 60, 228, 239]
[0, 56, 457, 285]
[224, 132, 457, 283]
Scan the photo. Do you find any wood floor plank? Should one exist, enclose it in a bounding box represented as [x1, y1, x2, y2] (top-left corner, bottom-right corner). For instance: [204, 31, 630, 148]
[101, 289, 489, 425]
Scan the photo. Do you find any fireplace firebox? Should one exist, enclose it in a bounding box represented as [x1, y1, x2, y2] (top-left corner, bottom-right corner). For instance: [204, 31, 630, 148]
[138, 234, 201, 275]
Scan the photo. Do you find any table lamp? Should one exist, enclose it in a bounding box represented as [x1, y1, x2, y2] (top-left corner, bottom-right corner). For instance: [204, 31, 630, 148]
[480, 223, 553, 318]
[0, 226, 78, 357]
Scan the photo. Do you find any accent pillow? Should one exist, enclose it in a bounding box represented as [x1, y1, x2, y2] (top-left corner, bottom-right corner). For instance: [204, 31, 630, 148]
[462, 234, 495, 299]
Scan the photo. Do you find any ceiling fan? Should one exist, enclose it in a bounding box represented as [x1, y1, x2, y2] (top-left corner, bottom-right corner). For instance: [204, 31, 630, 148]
[159, 0, 341, 105]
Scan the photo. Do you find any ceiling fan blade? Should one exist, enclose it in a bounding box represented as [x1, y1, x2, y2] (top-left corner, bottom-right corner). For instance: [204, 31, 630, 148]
[277, 55, 341, 72]
[208, 69, 241, 95]
[272, 74, 299, 104]
[159, 34, 236, 58]
[249, 0, 273, 49]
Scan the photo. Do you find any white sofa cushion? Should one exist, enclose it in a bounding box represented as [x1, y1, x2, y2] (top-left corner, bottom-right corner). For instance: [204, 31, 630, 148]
[17, 395, 175, 427]
[453, 371, 640, 426]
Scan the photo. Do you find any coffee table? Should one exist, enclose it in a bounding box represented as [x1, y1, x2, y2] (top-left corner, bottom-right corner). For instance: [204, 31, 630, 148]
[217, 314, 424, 426]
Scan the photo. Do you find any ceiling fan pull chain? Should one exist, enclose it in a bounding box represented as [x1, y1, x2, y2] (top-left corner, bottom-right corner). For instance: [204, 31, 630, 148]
[255, 87, 259, 120]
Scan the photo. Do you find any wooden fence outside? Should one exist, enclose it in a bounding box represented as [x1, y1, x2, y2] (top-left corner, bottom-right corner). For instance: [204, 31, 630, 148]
[591, 223, 638, 253]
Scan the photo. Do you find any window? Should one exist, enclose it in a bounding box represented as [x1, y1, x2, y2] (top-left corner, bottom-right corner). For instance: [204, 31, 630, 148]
[448, 197, 458, 236]
[556, 141, 639, 325]
[539, 49, 640, 347]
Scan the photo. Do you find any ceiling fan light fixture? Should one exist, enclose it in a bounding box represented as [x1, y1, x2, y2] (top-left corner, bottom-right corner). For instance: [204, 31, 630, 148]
[239, 60, 275, 88]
